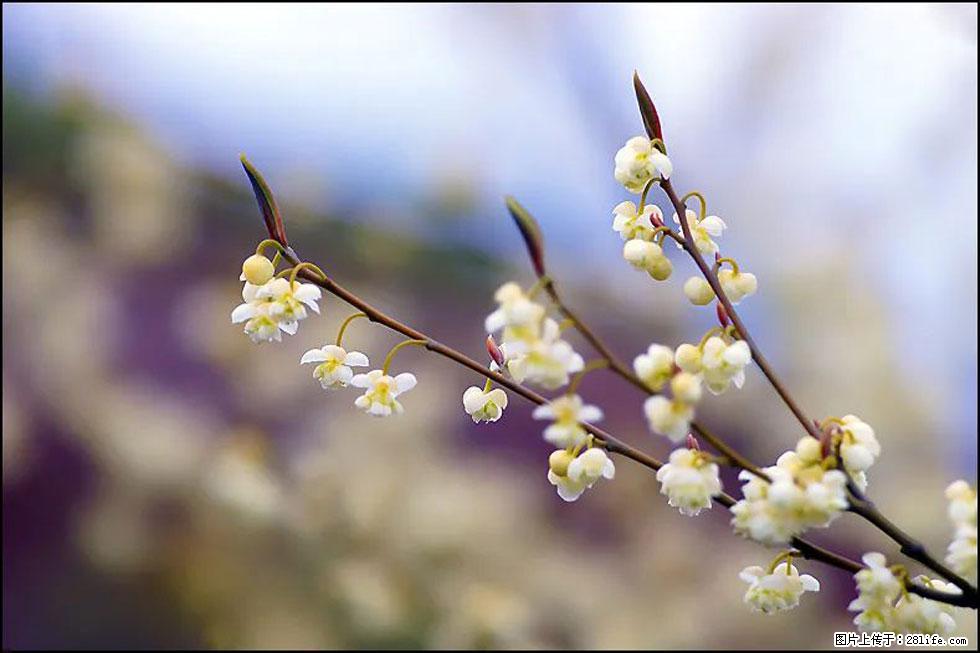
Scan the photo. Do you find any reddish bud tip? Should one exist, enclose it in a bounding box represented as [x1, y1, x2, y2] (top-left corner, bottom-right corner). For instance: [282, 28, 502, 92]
[633, 71, 665, 143]
[686, 433, 700, 451]
[650, 211, 664, 228]
[486, 335, 505, 367]
[716, 302, 730, 328]
[505, 196, 546, 277]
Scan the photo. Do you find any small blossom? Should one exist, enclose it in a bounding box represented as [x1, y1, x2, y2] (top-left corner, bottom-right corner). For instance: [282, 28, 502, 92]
[656, 447, 722, 516]
[484, 282, 546, 338]
[462, 385, 509, 423]
[300, 344, 369, 389]
[946, 480, 978, 528]
[240, 254, 275, 285]
[670, 372, 702, 405]
[614, 136, 672, 193]
[532, 394, 602, 448]
[499, 318, 584, 390]
[674, 343, 703, 373]
[612, 201, 664, 241]
[739, 562, 820, 614]
[644, 395, 693, 443]
[351, 369, 417, 417]
[673, 208, 726, 255]
[622, 239, 672, 280]
[700, 336, 751, 394]
[547, 447, 615, 502]
[718, 267, 758, 304]
[633, 343, 676, 391]
[231, 278, 322, 343]
[683, 276, 714, 305]
[892, 576, 960, 635]
[837, 415, 881, 490]
[945, 480, 978, 584]
[849, 552, 903, 610]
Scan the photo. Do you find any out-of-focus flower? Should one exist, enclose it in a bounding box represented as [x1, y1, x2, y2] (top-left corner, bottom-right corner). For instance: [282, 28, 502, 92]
[717, 267, 758, 304]
[644, 395, 694, 443]
[683, 276, 714, 306]
[484, 282, 546, 338]
[532, 394, 602, 448]
[892, 576, 960, 635]
[241, 254, 275, 285]
[301, 345, 370, 389]
[837, 415, 881, 490]
[945, 480, 978, 584]
[623, 239, 672, 280]
[462, 385, 509, 423]
[672, 209, 726, 255]
[614, 136, 672, 193]
[670, 372, 702, 405]
[547, 447, 615, 502]
[655, 447, 722, 516]
[351, 370, 417, 417]
[739, 562, 820, 614]
[689, 336, 751, 395]
[848, 552, 903, 632]
[500, 318, 584, 390]
[611, 201, 663, 241]
[633, 343, 676, 391]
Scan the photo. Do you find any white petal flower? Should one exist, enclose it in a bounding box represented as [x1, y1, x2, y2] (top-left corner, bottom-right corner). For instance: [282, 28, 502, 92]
[673, 209, 726, 255]
[644, 395, 693, 443]
[945, 480, 978, 529]
[633, 343, 676, 391]
[837, 415, 881, 490]
[532, 394, 602, 448]
[892, 576, 960, 635]
[503, 318, 584, 390]
[484, 282, 546, 336]
[739, 562, 820, 614]
[612, 201, 664, 241]
[623, 239, 672, 280]
[547, 447, 615, 502]
[670, 372, 702, 405]
[351, 369, 417, 417]
[683, 276, 715, 305]
[718, 268, 758, 304]
[656, 448, 722, 516]
[674, 343, 703, 374]
[614, 136, 672, 193]
[232, 277, 322, 343]
[300, 344, 369, 389]
[462, 386, 509, 423]
[701, 337, 752, 394]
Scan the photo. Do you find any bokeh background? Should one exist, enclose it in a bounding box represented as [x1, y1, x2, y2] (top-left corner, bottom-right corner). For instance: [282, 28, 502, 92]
[3, 3, 977, 649]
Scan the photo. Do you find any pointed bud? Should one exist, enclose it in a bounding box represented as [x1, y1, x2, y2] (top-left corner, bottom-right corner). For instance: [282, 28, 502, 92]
[686, 433, 700, 451]
[240, 154, 288, 246]
[716, 301, 730, 328]
[633, 71, 664, 144]
[486, 335, 505, 368]
[505, 196, 546, 277]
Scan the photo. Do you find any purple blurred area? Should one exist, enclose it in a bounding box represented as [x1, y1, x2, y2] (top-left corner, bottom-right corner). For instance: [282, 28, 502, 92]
[3, 3, 977, 649]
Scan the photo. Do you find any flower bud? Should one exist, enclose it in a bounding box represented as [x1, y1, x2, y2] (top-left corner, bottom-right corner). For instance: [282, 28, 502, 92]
[674, 343, 702, 373]
[671, 371, 703, 404]
[549, 449, 574, 477]
[242, 254, 275, 285]
[683, 276, 714, 305]
[486, 335, 505, 368]
[796, 436, 823, 464]
[647, 254, 673, 281]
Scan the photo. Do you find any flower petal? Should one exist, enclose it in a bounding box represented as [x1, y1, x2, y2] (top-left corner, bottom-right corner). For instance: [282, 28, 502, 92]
[300, 348, 328, 364]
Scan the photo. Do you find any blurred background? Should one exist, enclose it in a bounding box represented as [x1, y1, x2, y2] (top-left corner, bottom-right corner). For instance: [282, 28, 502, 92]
[3, 3, 977, 649]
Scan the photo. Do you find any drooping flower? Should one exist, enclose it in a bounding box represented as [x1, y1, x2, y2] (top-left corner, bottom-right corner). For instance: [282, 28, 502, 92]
[700, 336, 751, 394]
[656, 447, 722, 516]
[532, 394, 602, 448]
[240, 254, 275, 285]
[644, 395, 694, 443]
[612, 201, 664, 241]
[670, 371, 702, 405]
[945, 480, 978, 584]
[633, 343, 676, 391]
[232, 283, 283, 343]
[623, 239, 672, 280]
[484, 282, 546, 342]
[350, 369, 417, 417]
[739, 562, 820, 614]
[547, 447, 615, 502]
[718, 267, 758, 304]
[683, 276, 714, 306]
[300, 344, 370, 389]
[231, 278, 322, 343]
[462, 385, 509, 423]
[499, 318, 584, 390]
[837, 415, 881, 491]
[892, 576, 961, 635]
[672, 208, 726, 255]
[614, 136, 672, 193]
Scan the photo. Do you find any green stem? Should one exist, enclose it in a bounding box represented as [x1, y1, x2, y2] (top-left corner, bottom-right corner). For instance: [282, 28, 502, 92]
[336, 312, 368, 347]
[382, 339, 427, 375]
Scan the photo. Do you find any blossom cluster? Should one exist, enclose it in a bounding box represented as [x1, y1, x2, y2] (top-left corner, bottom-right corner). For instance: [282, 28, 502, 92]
[535, 395, 614, 502]
[945, 481, 978, 585]
[848, 552, 961, 634]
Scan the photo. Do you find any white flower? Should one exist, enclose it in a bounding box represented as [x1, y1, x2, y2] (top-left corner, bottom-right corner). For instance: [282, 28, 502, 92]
[718, 267, 758, 304]
[611, 201, 664, 241]
[674, 343, 703, 373]
[850, 552, 902, 608]
[945, 480, 978, 584]
[547, 447, 615, 502]
[633, 343, 676, 391]
[500, 318, 584, 390]
[231, 277, 322, 343]
[739, 562, 820, 614]
[644, 395, 693, 443]
[622, 239, 672, 280]
[656, 448, 722, 516]
[484, 282, 547, 341]
[672, 208, 726, 255]
[300, 345, 369, 389]
[670, 372, 702, 405]
[231, 284, 283, 343]
[240, 254, 275, 285]
[837, 415, 881, 490]
[532, 394, 602, 448]
[683, 276, 714, 305]
[700, 336, 751, 394]
[351, 369, 417, 417]
[892, 576, 960, 635]
[462, 385, 509, 423]
[614, 136, 672, 193]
